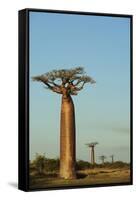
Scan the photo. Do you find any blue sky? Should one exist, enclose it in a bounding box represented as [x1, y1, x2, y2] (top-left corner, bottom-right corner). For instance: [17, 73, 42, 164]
[29, 11, 130, 163]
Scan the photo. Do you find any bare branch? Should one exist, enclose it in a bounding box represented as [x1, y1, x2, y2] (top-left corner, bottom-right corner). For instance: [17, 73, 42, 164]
[48, 80, 61, 87]
[72, 75, 96, 92]
[32, 75, 62, 94]
[32, 75, 53, 90]
[76, 82, 85, 90]
[52, 87, 62, 94]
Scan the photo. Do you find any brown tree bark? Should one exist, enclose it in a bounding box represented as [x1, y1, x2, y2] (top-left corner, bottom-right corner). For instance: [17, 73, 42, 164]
[91, 146, 95, 165]
[60, 95, 76, 179]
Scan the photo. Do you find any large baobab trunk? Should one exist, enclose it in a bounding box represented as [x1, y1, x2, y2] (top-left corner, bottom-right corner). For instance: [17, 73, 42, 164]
[60, 95, 76, 179]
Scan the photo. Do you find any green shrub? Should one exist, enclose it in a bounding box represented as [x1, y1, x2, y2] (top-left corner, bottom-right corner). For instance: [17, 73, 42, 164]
[76, 160, 91, 170]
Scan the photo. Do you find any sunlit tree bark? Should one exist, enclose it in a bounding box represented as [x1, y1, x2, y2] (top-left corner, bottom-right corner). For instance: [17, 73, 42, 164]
[60, 95, 76, 178]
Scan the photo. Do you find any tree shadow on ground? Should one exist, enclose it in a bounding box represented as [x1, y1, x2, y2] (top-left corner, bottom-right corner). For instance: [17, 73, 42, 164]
[76, 172, 88, 179]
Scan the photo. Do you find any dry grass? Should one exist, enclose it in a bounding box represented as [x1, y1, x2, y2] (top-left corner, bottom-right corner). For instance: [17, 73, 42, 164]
[29, 166, 131, 189]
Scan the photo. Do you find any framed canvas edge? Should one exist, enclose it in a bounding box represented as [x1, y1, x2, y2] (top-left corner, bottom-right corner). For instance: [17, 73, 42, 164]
[18, 8, 133, 192]
[18, 9, 30, 192]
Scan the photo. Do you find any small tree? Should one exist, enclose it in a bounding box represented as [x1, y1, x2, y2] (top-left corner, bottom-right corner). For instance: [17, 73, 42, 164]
[34, 153, 46, 175]
[32, 67, 95, 179]
[110, 155, 114, 164]
[45, 158, 60, 172]
[99, 155, 106, 165]
[76, 160, 91, 170]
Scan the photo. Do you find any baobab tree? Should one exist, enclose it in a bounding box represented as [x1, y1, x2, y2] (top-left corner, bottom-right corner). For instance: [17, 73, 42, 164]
[99, 155, 106, 165]
[110, 155, 114, 164]
[32, 67, 95, 179]
[86, 142, 98, 165]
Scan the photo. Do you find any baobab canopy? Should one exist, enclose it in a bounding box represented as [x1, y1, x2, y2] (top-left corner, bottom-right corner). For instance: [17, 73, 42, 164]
[86, 142, 98, 147]
[32, 67, 96, 96]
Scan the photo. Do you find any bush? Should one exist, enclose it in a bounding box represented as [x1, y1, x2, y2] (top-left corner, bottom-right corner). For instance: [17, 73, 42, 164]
[45, 158, 59, 172]
[33, 154, 46, 174]
[31, 155, 59, 173]
[76, 160, 91, 170]
[31, 154, 130, 174]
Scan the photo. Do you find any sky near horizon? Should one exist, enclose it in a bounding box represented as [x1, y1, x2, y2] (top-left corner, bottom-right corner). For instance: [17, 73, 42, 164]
[29, 11, 131, 163]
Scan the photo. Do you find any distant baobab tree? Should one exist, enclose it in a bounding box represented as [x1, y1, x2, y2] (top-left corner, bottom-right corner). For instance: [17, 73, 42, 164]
[32, 67, 95, 179]
[110, 155, 114, 163]
[99, 155, 106, 165]
[86, 142, 98, 165]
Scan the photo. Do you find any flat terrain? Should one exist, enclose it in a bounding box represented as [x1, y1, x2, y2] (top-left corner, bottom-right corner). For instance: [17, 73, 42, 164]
[29, 167, 130, 189]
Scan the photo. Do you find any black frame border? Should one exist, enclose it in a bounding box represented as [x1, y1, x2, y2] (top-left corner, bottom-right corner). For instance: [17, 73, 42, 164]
[18, 8, 133, 192]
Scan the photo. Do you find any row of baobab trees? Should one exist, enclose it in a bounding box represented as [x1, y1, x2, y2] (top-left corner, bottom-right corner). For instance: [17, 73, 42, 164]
[86, 142, 115, 165]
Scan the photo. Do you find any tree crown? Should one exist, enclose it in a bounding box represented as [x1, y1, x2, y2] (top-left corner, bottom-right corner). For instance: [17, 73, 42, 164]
[32, 67, 95, 96]
[99, 155, 106, 160]
[85, 142, 98, 147]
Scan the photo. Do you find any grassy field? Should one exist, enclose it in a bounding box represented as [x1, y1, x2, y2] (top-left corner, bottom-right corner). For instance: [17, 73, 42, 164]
[29, 166, 130, 189]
